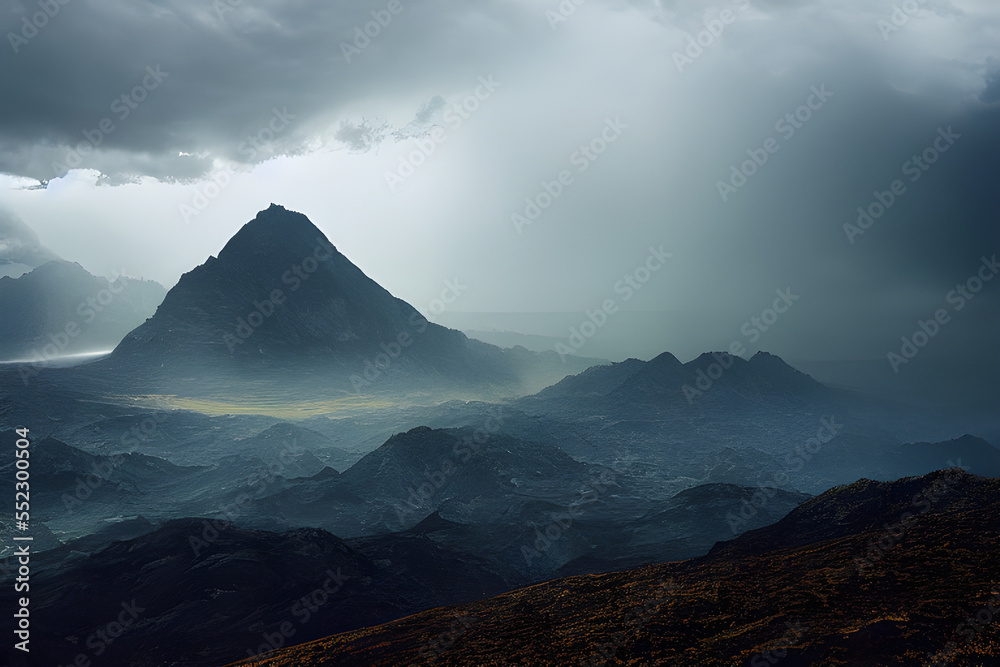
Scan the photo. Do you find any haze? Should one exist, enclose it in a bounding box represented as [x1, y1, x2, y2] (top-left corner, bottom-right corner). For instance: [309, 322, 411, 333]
[1, 0, 998, 403]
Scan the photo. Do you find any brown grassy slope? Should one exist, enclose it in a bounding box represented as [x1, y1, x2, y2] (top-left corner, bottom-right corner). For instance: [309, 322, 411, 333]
[224, 472, 1000, 667]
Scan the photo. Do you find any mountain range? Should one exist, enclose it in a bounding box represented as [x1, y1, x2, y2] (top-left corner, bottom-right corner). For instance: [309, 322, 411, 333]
[221, 469, 1000, 667]
[3, 473, 811, 667]
[0, 260, 164, 361]
[0, 204, 996, 666]
[81, 204, 596, 399]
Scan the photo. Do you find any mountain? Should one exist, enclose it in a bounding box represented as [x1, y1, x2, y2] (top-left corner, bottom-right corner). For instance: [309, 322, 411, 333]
[896, 434, 1000, 477]
[593, 350, 830, 404]
[507, 346, 976, 494]
[553, 482, 810, 577]
[0, 433, 205, 546]
[508, 349, 848, 484]
[222, 469, 1000, 667]
[251, 425, 817, 586]
[0, 431, 354, 548]
[710, 466, 998, 559]
[533, 356, 649, 399]
[0, 260, 165, 361]
[0, 433, 198, 517]
[252, 424, 609, 537]
[3, 516, 534, 667]
[53, 410, 278, 465]
[2, 520, 397, 667]
[779, 432, 1000, 493]
[235, 421, 357, 475]
[608, 350, 689, 397]
[3, 475, 817, 667]
[334, 425, 591, 503]
[92, 204, 595, 398]
[521, 349, 833, 416]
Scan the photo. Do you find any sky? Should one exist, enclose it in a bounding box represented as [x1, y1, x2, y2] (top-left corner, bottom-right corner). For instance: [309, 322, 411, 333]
[1, 0, 998, 395]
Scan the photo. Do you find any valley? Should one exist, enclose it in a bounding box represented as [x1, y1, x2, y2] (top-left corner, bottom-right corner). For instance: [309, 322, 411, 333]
[0, 206, 996, 666]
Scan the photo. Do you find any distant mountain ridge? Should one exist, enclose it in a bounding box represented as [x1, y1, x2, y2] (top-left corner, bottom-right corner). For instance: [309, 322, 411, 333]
[0, 260, 165, 361]
[533, 349, 829, 404]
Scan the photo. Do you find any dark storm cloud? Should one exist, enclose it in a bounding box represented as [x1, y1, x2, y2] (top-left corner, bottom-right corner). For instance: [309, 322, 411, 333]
[0, 0, 541, 183]
[2, 0, 998, 188]
[1, 0, 998, 403]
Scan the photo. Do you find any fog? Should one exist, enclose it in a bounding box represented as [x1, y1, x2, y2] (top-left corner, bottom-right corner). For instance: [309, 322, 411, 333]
[1, 0, 998, 401]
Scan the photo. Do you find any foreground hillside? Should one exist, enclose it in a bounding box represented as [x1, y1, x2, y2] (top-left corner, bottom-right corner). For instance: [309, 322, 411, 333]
[225, 469, 1000, 666]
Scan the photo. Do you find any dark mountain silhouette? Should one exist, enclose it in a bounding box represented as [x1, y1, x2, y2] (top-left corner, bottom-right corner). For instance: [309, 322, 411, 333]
[554, 482, 810, 577]
[91, 204, 594, 398]
[6, 475, 821, 667]
[222, 469, 1000, 667]
[525, 349, 831, 410]
[617, 350, 830, 403]
[533, 356, 648, 399]
[710, 466, 996, 559]
[0, 260, 164, 360]
[897, 434, 1000, 477]
[255, 423, 817, 584]
[4, 520, 401, 667]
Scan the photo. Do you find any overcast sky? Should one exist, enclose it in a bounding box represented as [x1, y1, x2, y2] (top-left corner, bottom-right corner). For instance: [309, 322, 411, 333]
[1, 0, 998, 391]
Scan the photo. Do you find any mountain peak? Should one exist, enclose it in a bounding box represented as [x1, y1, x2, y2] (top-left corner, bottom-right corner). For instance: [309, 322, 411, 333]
[749, 350, 792, 367]
[689, 351, 749, 367]
[647, 350, 683, 368]
[747, 350, 820, 384]
[217, 204, 335, 264]
[98, 206, 548, 396]
[5, 259, 90, 283]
